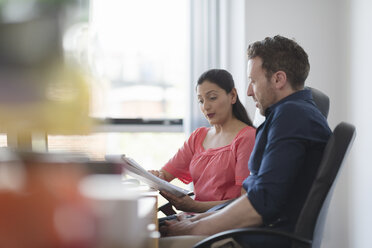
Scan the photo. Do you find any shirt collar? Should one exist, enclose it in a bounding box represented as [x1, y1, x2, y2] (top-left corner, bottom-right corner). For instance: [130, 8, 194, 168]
[265, 89, 313, 117]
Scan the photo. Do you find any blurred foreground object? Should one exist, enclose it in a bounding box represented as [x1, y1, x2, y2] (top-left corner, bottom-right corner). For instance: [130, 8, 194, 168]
[0, 149, 158, 248]
[0, 149, 97, 247]
[0, 0, 92, 149]
[80, 174, 159, 248]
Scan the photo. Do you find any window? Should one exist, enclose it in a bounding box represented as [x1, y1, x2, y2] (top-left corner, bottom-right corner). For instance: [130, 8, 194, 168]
[88, 0, 189, 119]
[0, 134, 6, 147]
[49, 0, 190, 171]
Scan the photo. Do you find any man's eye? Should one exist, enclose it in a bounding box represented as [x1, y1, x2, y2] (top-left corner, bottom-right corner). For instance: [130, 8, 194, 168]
[210, 97, 217, 100]
[198, 99, 203, 104]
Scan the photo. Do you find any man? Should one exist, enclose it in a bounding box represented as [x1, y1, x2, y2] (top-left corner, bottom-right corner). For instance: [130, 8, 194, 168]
[160, 35, 331, 247]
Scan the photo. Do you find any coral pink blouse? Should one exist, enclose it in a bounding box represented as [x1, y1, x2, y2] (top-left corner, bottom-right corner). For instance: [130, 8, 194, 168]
[162, 126, 255, 201]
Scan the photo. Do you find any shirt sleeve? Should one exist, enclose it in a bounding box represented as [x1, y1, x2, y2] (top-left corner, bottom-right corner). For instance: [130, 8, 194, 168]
[162, 128, 202, 184]
[246, 104, 312, 223]
[234, 127, 255, 185]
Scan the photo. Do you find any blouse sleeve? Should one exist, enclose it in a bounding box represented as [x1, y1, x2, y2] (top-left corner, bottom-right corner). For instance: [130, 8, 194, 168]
[162, 128, 203, 184]
[234, 127, 255, 185]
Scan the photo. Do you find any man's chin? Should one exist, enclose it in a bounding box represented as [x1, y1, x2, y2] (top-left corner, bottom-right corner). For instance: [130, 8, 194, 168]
[258, 108, 265, 116]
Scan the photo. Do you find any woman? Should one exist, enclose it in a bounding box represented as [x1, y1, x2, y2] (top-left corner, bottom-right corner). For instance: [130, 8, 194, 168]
[150, 69, 255, 213]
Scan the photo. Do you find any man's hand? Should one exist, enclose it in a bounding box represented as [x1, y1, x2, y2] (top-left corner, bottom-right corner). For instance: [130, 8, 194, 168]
[160, 214, 197, 237]
[160, 190, 197, 212]
[187, 211, 215, 222]
[162, 195, 263, 237]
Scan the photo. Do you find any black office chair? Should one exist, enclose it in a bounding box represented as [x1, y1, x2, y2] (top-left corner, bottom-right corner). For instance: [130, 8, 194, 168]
[193, 122, 356, 248]
[306, 87, 330, 119]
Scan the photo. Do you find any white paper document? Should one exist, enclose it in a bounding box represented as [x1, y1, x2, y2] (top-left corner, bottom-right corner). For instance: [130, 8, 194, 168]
[105, 154, 190, 197]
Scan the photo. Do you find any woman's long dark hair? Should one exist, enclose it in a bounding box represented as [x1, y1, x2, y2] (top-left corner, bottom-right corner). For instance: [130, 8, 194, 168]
[197, 69, 253, 126]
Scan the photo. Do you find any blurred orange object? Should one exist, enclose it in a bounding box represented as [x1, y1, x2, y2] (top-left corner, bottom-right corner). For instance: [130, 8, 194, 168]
[0, 157, 98, 248]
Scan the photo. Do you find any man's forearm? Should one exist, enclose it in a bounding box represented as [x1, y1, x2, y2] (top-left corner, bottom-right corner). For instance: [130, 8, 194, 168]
[191, 199, 231, 213]
[191, 195, 263, 235]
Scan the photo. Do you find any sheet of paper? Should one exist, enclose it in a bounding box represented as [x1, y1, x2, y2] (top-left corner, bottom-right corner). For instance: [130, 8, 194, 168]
[105, 154, 189, 197]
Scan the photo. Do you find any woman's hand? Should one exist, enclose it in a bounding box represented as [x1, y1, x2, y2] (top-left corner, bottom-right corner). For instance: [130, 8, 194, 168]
[160, 191, 198, 213]
[147, 169, 174, 182]
[148, 170, 166, 180]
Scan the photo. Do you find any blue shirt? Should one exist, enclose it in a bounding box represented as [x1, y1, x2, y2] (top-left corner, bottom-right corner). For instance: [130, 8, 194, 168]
[243, 89, 331, 229]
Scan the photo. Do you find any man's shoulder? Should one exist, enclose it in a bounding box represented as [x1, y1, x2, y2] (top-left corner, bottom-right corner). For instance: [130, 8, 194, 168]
[273, 99, 317, 120]
[267, 98, 330, 139]
[269, 98, 329, 132]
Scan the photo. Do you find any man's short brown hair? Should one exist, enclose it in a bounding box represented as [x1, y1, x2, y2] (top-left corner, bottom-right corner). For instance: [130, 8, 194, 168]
[247, 35, 310, 90]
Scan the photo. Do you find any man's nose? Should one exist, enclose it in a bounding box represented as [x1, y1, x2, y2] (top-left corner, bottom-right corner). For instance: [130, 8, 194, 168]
[247, 83, 254, 96]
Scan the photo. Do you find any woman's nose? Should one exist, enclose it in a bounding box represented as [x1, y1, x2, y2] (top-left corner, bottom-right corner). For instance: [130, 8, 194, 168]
[203, 101, 211, 110]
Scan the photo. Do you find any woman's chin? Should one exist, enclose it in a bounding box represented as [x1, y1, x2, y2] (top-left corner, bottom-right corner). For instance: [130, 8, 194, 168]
[207, 120, 214, 125]
[207, 119, 220, 126]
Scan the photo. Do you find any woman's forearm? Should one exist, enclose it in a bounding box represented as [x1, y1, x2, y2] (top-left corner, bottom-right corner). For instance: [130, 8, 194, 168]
[160, 169, 175, 182]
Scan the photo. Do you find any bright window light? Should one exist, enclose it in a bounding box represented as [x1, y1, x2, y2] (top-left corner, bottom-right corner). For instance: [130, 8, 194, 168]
[88, 0, 190, 119]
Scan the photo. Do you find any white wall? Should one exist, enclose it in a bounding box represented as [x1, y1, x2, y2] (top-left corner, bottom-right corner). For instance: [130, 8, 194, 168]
[245, 0, 350, 129]
[350, 0, 372, 247]
[243, 0, 372, 247]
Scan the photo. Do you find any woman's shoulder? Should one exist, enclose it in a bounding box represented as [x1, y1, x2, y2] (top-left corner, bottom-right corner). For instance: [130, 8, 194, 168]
[237, 125, 256, 137]
[188, 126, 210, 143]
[226, 125, 255, 152]
[233, 125, 256, 143]
[186, 127, 209, 150]
[191, 126, 209, 136]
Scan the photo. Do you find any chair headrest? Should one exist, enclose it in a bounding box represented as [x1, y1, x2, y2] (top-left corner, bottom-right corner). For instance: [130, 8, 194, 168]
[306, 87, 330, 118]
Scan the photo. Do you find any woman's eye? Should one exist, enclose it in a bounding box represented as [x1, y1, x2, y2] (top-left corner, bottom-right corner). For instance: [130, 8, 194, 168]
[198, 99, 203, 104]
[210, 97, 217, 100]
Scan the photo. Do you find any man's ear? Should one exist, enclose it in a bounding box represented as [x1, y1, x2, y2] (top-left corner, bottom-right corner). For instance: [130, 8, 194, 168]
[273, 71, 287, 89]
[230, 88, 238, 104]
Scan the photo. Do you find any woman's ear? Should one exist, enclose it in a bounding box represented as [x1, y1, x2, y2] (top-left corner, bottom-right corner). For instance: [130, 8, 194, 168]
[231, 88, 238, 104]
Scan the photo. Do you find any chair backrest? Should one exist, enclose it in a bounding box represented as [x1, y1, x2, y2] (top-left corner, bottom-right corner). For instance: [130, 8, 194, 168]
[293, 122, 356, 248]
[306, 87, 330, 119]
[253, 87, 329, 128]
